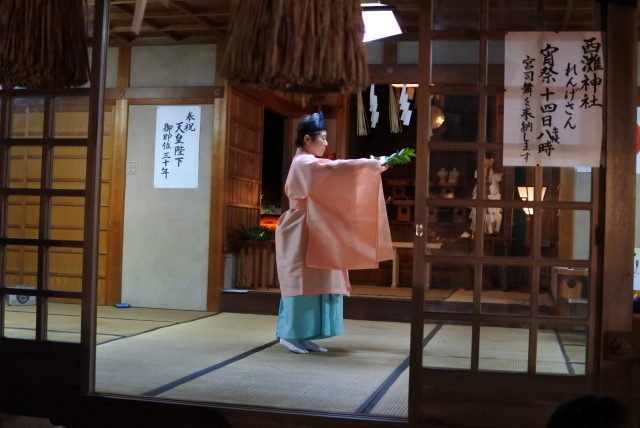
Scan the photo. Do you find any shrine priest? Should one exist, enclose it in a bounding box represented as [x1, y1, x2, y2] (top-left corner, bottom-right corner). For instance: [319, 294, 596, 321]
[275, 112, 393, 354]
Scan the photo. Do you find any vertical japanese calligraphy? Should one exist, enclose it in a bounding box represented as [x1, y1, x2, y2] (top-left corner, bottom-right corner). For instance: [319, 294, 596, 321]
[154, 106, 201, 188]
[504, 32, 603, 167]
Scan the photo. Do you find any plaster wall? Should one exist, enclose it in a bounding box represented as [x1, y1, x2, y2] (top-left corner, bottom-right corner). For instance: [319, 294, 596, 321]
[120, 45, 216, 310]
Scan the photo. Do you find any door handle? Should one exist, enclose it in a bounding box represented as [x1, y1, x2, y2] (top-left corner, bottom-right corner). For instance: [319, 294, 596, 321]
[603, 331, 640, 361]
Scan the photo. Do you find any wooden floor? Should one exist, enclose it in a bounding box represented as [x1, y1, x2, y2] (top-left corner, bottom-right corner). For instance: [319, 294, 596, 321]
[235, 284, 412, 298]
[220, 284, 566, 322]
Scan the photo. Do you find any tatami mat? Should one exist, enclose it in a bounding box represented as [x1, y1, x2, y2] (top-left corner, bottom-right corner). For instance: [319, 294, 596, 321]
[558, 331, 587, 346]
[4, 328, 121, 344]
[90, 312, 588, 417]
[3, 297, 588, 419]
[422, 325, 581, 374]
[424, 324, 472, 369]
[425, 289, 455, 300]
[3, 302, 213, 344]
[4, 311, 176, 337]
[563, 344, 586, 363]
[369, 367, 409, 417]
[96, 313, 276, 395]
[154, 318, 410, 413]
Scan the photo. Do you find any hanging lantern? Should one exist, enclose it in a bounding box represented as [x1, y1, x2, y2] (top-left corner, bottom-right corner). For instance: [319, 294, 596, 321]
[220, 0, 369, 93]
[0, 0, 90, 88]
[431, 106, 445, 130]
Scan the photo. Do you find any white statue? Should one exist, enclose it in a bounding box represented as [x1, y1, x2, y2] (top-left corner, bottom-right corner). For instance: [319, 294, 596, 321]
[485, 170, 503, 234]
[448, 167, 460, 185]
[467, 159, 502, 236]
[437, 167, 448, 184]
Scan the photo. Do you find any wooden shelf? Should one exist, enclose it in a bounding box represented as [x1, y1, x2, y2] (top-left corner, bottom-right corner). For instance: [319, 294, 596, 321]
[389, 220, 414, 225]
[387, 199, 414, 205]
[429, 183, 460, 187]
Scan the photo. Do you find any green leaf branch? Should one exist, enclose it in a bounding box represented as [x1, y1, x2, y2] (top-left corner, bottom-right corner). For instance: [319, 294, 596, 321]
[370, 147, 416, 167]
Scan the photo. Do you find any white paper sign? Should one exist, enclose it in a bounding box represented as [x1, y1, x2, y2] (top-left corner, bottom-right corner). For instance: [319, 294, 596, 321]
[504, 32, 604, 167]
[154, 105, 201, 188]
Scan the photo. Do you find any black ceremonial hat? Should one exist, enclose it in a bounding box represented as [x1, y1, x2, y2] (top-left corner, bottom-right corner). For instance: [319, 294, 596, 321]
[297, 112, 326, 136]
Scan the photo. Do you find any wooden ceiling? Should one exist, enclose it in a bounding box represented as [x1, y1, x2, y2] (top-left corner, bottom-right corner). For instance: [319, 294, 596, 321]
[107, 0, 231, 45]
[100, 0, 614, 47]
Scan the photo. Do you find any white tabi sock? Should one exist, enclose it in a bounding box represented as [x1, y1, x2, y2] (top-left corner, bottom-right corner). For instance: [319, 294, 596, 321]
[302, 340, 327, 352]
[279, 339, 308, 354]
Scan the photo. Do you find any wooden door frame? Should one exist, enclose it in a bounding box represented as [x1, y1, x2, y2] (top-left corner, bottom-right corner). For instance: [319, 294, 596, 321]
[600, 0, 636, 402]
[409, 0, 637, 425]
[209, 84, 350, 311]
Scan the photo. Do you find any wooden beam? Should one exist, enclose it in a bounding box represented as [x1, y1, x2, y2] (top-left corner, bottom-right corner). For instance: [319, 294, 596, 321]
[131, 0, 148, 34]
[561, 0, 574, 30]
[111, 3, 134, 14]
[143, 18, 180, 40]
[107, 34, 225, 47]
[368, 64, 419, 84]
[105, 86, 225, 100]
[232, 86, 306, 118]
[383, 42, 398, 65]
[110, 7, 230, 20]
[110, 32, 134, 44]
[110, 24, 225, 33]
[171, 1, 225, 35]
[117, 46, 131, 87]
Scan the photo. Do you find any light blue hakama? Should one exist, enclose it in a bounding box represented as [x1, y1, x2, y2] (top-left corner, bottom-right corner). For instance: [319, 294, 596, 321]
[275, 294, 344, 340]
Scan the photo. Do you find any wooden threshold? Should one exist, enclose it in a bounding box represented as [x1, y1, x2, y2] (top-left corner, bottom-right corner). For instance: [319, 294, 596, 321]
[219, 286, 412, 323]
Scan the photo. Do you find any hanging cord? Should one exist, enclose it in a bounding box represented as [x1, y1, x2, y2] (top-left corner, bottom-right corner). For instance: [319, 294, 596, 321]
[356, 91, 369, 136]
[388, 85, 402, 134]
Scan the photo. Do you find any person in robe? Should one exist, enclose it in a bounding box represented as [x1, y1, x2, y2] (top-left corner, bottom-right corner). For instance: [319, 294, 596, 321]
[275, 112, 393, 354]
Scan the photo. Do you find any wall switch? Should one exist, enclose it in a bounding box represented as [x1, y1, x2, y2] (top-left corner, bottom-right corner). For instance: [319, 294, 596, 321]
[126, 161, 138, 175]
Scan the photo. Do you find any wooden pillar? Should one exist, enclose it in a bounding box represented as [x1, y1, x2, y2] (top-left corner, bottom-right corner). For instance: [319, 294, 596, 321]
[207, 44, 229, 311]
[105, 46, 131, 305]
[82, 0, 109, 395]
[335, 93, 349, 160]
[409, 0, 431, 421]
[600, 0, 637, 401]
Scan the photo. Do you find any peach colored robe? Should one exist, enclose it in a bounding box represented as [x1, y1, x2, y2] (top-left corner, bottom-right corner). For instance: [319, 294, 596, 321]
[276, 149, 393, 297]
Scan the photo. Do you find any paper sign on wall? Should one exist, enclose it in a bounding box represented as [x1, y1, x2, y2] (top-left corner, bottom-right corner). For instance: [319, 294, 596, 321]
[503, 32, 604, 167]
[154, 105, 201, 188]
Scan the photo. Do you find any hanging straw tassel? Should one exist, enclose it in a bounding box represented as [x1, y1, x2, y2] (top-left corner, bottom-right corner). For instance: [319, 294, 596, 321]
[356, 91, 368, 136]
[220, 0, 369, 93]
[0, 0, 89, 89]
[388, 85, 402, 134]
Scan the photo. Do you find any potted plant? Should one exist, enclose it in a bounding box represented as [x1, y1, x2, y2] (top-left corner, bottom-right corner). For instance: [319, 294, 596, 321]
[235, 226, 278, 289]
